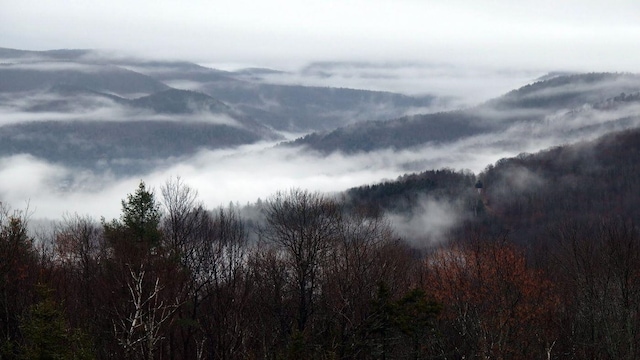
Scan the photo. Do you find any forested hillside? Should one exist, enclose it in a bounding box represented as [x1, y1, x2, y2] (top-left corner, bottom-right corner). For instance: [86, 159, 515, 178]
[0, 47, 444, 174]
[0, 47, 438, 134]
[2, 127, 640, 359]
[290, 73, 640, 153]
[479, 127, 640, 244]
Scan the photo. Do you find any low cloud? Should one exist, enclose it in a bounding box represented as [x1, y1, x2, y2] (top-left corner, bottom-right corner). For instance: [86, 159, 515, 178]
[2, 99, 639, 223]
[387, 197, 461, 247]
[0, 92, 245, 127]
[0, 116, 587, 221]
[0, 61, 103, 73]
[2, 67, 640, 229]
[238, 61, 544, 107]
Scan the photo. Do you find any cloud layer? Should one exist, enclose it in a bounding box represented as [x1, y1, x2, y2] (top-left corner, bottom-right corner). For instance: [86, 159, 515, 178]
[2, 0, 640, 73]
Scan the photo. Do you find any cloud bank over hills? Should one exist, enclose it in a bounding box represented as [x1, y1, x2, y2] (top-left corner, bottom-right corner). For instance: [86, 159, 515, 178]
[2, 47, 640, 221]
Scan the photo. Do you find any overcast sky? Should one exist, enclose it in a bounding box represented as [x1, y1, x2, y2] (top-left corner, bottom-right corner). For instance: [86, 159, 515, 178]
[2, 0, 640, 72]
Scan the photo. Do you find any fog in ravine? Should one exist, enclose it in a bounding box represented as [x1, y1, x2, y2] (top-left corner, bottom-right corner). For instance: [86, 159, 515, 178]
[3, 86, 640, 224]
[2, 0, 640, 242]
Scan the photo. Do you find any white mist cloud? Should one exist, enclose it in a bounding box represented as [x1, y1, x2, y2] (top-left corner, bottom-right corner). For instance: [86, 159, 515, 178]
[0, 121, 573, 221]
[0, 62, 104, 72]
[0, 92, 245, 127]
[387, 197, 461, 247]
[251, 62, 545, 105]
[2, 95, 640, 223]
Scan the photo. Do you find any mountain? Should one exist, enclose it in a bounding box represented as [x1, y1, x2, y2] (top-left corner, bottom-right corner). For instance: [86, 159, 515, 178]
[0, 60, 169, 96]
[477, 126, 640, 242]
[0, 120, 270, 174]
[199, 82, 439, 131]
[288, 73, 640, 153]
[131, 88, 230, 114]
[344, 168, 477, 216]
[0, 47, 92, 61]
[342, 125, 640, 246]
[0, 46, 444, 142]
[0, 84, 282, 173]
[116, 54, 440, 132]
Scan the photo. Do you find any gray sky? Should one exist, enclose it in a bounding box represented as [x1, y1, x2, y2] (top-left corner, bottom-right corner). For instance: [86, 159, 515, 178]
[2, 0, 640, 72]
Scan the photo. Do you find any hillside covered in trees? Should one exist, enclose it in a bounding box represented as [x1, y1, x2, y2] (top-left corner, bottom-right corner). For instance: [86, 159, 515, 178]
[289, 73, 640, 154]
[2, 126, 640, 359]
[0, 47, 444, 175]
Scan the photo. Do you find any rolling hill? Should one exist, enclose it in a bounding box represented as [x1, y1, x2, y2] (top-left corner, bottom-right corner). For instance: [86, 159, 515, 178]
[0, 85, 282, 173]
[288, 73, 640, 153]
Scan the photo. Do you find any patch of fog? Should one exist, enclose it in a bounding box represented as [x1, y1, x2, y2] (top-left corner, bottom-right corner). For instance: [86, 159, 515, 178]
[387, 197, 461, 247]
[3, 73, 640, 224]
[0, 126, 550, 221]
[0, 92, 246, 127]
[0, 107, 634, 223]
[0, 61, 105, 72]
[243, 61, 546, 107]
[160, 80, 206, 92]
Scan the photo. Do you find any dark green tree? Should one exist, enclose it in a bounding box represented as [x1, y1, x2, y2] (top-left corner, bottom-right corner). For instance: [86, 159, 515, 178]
[121, 181, 162, 245]
[394, 288, 441, 359]
[366, 283, 440, 360]
[103, 181, 162, 255]
[20, 286, 94, 360]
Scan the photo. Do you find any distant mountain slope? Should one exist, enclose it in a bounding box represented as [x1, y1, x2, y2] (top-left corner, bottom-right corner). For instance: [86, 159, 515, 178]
[0, 47, 443, 133]
[0, 120, 265, 174]
[15, 84, 130, 112]
[340, 126, 640, 246]
[0, 63, 169, 96]
[131, 88, 230, 114]
[490, 72, 640, 110]
[289, 73, 640, 153]
[0, 84, 282, 172]
[477, 126, 640, 244]
[200, 82, 438, 131]
[345, 168, 477, 215]
[0, 47, 92, 61]
[123, 55, 440, 132]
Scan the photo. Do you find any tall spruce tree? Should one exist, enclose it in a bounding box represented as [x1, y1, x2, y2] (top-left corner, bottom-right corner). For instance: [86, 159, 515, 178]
[121, 181, 162, 245]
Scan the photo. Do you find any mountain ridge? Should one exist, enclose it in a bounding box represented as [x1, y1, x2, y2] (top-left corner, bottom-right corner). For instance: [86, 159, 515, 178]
[287, 72, 640, 154]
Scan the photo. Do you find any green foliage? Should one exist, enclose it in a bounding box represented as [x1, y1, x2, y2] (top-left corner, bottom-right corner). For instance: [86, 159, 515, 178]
[104, 181, 162, 247]
[367, 283, 441, 359]
[20, 286, 94, 360]
[121, 181, 162, 245]
[285, 329, 306, 360]
[394, 288, 441, 338]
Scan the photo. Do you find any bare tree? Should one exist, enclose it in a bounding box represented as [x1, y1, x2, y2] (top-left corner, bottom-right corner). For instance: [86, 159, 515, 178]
[321, 211, 398, 357]
[161, 176, 205, 252]
[551, 218, 640, 359]
[198, 207, 252, 359]
[0, 203, 39, 354]
[259, 189, 341, 334]
[114, 264, 181, 360]
[54, 213, 104, 272]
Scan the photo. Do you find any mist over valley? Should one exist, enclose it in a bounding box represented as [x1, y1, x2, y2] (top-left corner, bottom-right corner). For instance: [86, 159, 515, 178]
[4, 1, 640, 357]
[2, 48, 640, 226]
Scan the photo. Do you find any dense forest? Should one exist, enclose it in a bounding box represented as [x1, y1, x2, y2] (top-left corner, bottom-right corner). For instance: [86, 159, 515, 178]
[2, 127, 640, 359]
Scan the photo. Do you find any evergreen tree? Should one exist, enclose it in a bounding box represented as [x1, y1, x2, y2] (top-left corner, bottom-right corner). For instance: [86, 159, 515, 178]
[103, 181, 162, 254]
[20, 287, 94, 360]
[121, 181, 162, 245]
